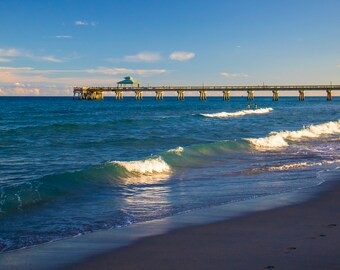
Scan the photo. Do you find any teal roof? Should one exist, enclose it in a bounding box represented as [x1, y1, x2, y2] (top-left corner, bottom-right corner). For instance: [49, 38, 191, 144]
[117, 76, 140, 85]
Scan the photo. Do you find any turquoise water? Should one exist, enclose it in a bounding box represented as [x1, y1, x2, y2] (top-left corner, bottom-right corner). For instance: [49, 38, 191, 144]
[0, 96, 339, 252]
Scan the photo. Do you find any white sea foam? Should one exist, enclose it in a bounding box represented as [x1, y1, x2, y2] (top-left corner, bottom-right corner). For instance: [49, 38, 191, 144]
[167, 146, 184, 155]
[113, 156, 171, 174]
[265, 162, 322, 171]
[243, 162, 320, 175]
[201, 108, 273, 118]
[247, 120, 340, 149]
[246, 159, 340, 174]
[323, 159, 340, 165]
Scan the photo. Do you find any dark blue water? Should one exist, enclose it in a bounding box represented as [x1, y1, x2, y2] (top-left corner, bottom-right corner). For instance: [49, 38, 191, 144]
[0, 96, 339, 252]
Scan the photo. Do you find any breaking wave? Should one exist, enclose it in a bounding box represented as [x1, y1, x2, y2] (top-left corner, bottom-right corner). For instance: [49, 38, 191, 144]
[167, 146, 184, 155]
[247, 120, 340, 148]
[111, 156, 172, 175]
[201, 108, 273, 118]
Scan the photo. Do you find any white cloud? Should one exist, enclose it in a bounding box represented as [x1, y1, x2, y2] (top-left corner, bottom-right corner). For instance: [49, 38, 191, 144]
[169, 51, 195, 61]
[39, 56, 64, 63]
[25, 53, 64, 63]
[123, 52, 161, 62]
[0, 48, 19, 57]
[0, 83, 41, 96]
[75, 20, 88, 26]
[0, 66, 80, 76]
[54, 77, 120, 86]
[14, 87, 40, 96]
[0, 48, 64, 63]
[75, 20, 97, 26]
[0, 48, 20, 62]
[221, 72, 249, 78]
[337, 64, 340, 68]
[0, 66, 34, 72]
[86, 67, 129, 75]
[0, 57, 11, 62]
[0, 66, 169, 76]
[0, 66, 169, 86]
[0, 87, 6, 95]
[54, 35, 73, 39]
[85, 67, 168, 76]
[135, 69, 168, 76]
[14, 82, 27, 87]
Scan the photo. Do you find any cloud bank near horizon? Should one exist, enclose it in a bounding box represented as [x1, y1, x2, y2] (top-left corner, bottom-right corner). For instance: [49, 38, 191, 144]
[169, 52, 195, 61]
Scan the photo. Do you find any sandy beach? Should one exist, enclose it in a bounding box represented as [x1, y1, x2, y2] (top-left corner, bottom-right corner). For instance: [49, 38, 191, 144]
[65, 179, 340, 270]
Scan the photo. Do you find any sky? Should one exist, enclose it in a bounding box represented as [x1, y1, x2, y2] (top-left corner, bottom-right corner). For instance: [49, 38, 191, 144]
[0, 0, 340, 96]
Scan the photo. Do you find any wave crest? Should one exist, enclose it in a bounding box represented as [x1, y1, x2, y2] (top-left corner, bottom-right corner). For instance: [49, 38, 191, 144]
[112, 156, 172, 175]
[247, 120, 340, 148]
[201, 108, 273, 118]
[167, 146, 184, 155]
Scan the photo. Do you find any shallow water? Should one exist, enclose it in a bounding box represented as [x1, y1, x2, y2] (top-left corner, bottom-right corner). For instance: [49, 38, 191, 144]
[0, 96, 339, 252]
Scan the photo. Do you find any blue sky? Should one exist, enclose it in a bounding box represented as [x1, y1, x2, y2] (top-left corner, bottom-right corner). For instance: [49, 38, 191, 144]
[0, 0, 340, 95]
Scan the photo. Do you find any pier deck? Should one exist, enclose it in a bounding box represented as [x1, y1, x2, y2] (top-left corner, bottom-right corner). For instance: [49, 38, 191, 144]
[73, 85, 340, 101]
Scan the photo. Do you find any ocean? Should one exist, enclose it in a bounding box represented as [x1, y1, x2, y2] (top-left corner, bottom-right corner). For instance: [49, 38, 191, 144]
[0, 96, 339, 253]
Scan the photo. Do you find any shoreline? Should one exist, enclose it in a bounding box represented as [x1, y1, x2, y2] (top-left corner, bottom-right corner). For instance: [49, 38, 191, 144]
[64, 178, 340, 270]
[1, 174, 338, 270]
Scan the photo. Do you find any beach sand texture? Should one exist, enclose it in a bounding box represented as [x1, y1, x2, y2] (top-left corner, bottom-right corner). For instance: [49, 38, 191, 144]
[66, 181, 340, 270]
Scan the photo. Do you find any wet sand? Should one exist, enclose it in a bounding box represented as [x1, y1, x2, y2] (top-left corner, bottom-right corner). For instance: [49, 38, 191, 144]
[66, 180, 340, 270]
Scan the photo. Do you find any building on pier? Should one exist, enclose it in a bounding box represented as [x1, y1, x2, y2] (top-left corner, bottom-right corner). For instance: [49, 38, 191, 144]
[117, 76, 140, 87]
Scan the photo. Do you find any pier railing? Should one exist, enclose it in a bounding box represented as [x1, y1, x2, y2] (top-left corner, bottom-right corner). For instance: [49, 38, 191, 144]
[73, 85, 340, 101]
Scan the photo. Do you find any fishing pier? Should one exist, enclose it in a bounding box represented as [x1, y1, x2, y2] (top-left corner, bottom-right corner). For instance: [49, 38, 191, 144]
[73, 77, 339, 101]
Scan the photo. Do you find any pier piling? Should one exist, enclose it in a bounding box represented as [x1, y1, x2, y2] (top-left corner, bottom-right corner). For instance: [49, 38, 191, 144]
[177, 90, 185, 101]
[199, 90, 207, 101]
[93, 91, 104, 100]
[115, 90, 123, 100]
[155, 90, 163, 100]
[135, 90, 143, 100]
[299, 90, 305, 101]
[326, 89, 332, 101]
[73, 87, 104, 100]
[272, 90, 279, 101]
[247, 90, 254, 101]
[223, 90, 230, 101]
